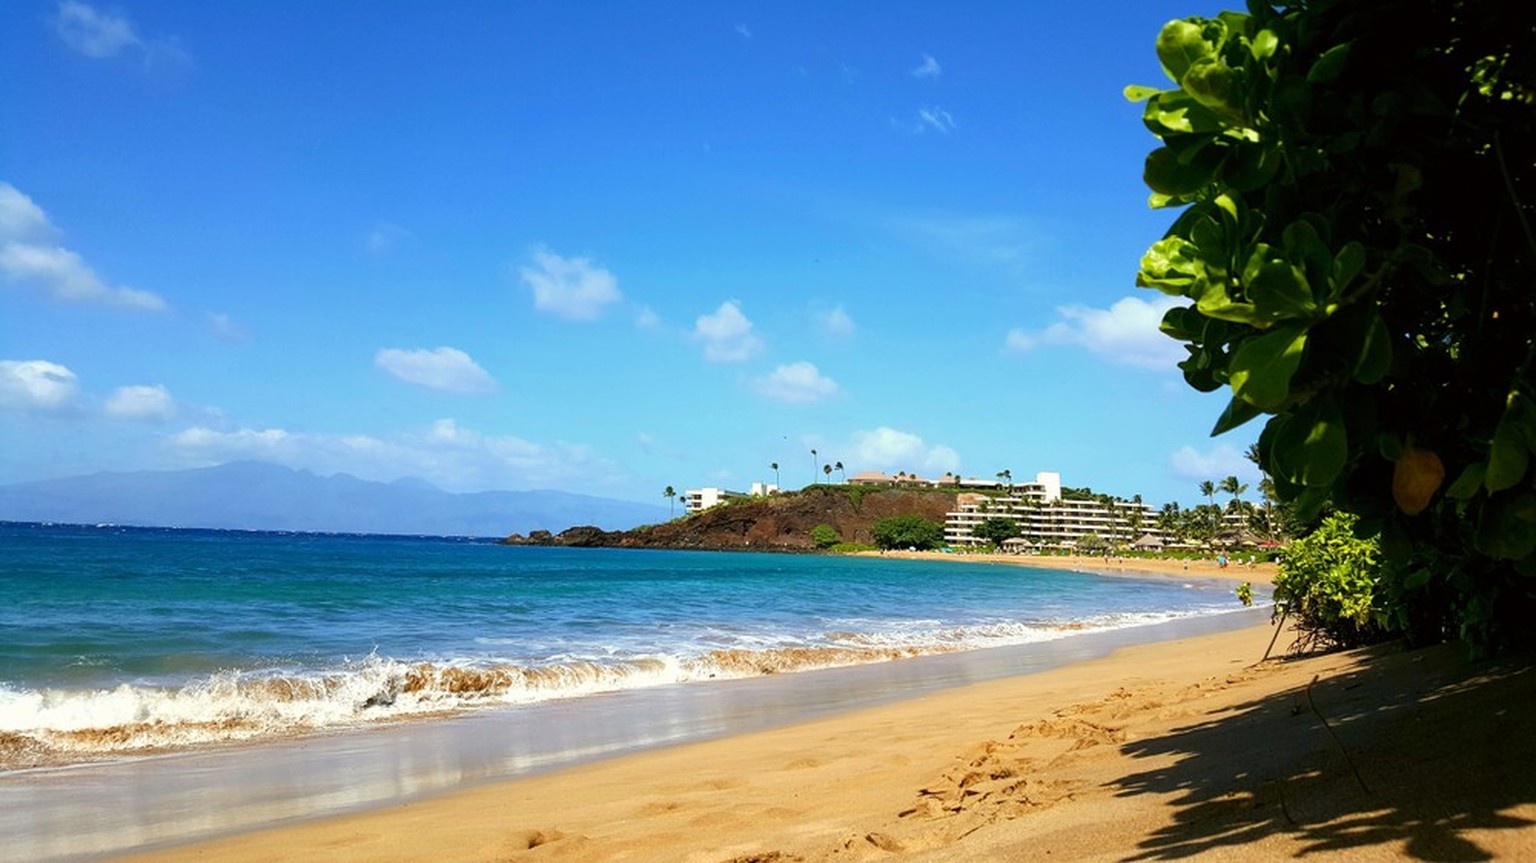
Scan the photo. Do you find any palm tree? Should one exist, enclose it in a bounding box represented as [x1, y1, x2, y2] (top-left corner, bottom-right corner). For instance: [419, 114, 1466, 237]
[997, 469, 1013, 494]
[811, 449, 819, 485]
[1199, 479, 1218, 538]
[663, 485, 677, 517]
[1220, 475, 1249, 528]
[823, 463, 833, 482]
[834, 461, 845, 483]
[770, 462, 779, 488]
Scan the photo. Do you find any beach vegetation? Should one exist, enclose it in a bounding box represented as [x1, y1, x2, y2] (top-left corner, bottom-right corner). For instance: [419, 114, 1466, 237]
[811, 523, 840, 549]
[1273, 512, 1385, 651]
[1132, 0, 1536, 650]
[829, 541, 878, 553]
[871, 515, 945, 550]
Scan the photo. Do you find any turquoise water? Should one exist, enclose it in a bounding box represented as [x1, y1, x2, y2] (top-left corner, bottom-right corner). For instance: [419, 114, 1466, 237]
[0, 521, 1244, 767]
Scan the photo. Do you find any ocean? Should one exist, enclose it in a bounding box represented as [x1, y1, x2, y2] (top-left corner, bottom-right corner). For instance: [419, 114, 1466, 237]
[0, 521, 1263, 859]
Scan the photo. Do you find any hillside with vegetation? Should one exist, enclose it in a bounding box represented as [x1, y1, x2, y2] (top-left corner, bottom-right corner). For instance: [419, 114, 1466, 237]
[501, 485, 957, 552]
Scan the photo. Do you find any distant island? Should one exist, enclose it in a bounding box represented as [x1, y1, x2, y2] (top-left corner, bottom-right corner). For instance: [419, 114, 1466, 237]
[0, 461, 667, 537]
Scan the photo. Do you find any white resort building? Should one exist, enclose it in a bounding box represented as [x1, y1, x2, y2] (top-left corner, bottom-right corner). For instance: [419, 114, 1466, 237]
[942, 470, 1161, 552]
[684, 483, 778, 514]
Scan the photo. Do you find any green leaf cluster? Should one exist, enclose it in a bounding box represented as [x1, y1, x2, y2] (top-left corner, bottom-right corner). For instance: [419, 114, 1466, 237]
[871, 515, 946, 551]
[1273, 513, 1384, 651]
[810, 523, 840, 550]
[1131, 0, 1536, 651]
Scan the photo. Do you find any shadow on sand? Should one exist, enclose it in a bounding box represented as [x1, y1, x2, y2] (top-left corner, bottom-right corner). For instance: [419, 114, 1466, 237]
[1112, 643, 1536, 861]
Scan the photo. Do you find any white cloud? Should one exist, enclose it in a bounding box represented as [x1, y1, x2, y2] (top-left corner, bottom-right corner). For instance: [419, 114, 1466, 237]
[818, 304, 855, 338]
[169, 419, 618, 493]
[375, 347, 498, 394]
[104, 384, 175, 422]
[0, 359, 80, 412]
[757, 362, 840, 404]
[1170, 442, 1260, 485]
[0, 182, 169, 311]
[911, 54, 942, 79]
[53, 1, 191, 71]
[519, 248, 622, 320]
[916, 107, 955, 134]
[1005, 295, 1185, 370]
[848, 426, 960, 476]
[54, 1, 139, 58]
[0, 184, 52, 240]
[694, 300, 763, 362]
[634, 305, 661, 329]
[734, 23, 752, 39]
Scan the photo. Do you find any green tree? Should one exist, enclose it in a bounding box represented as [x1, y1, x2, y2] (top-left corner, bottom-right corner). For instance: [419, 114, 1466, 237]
[663, 485, 677, 517]
[871, 515, 945, 550]
[811, 449, 819, 486]
[971, 516, 1021, 548]
[834, 461, 845, 483]
[1075, 532, 1108, 554]
[1130, 2, 1536, 649]
[823, 463, 833, 482]
[1199, 480, 1219, 535]
[770, 462, 779, 488]
[811, 523, 840, 549]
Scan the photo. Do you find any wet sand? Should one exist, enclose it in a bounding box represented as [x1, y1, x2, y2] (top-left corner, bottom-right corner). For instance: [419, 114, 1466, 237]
[105, 598, 1536, 862]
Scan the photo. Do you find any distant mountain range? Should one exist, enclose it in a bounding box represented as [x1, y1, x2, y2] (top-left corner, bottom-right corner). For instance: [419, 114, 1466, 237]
[0, 461, 669, 537]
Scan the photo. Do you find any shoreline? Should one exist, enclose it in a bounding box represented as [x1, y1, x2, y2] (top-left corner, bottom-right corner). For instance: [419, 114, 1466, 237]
[103, 612, 1536, 862]
[857, 548, 1279, 586]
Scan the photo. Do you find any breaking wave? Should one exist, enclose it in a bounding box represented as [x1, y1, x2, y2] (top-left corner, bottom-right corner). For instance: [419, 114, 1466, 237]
[0, 608, 1233, 769]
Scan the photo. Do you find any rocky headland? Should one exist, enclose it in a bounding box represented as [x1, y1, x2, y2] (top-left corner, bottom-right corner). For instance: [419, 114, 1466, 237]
[500, 485, 958, 552]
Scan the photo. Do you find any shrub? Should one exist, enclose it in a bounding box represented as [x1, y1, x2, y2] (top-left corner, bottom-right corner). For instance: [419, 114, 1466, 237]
[1273, 512, 1385, 651]
[810, 523, 840, 549]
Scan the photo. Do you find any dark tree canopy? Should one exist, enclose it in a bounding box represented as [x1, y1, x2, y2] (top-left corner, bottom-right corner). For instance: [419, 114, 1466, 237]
[871, 515, 946, 551]
[971, 516, 1022, 547]
[1131, 0, 1536, 650]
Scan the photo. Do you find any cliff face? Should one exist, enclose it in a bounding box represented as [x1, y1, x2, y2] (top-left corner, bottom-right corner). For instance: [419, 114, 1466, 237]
[502, 486, 958, 552]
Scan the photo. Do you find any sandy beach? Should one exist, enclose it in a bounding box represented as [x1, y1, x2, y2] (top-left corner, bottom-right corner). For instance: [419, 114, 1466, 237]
[104, 557, 1536, 863]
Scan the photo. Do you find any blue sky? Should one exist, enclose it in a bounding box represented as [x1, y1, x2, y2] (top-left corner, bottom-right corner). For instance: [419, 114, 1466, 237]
[1, 0, 1260, 508]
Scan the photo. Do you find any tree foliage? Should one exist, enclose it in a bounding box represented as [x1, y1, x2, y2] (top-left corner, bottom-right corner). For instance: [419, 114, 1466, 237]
[810, 523, 840, 549]
[971, 516, 1021, 547]
[1131, 0, 1536, 651]
[871, 515, 946, 550]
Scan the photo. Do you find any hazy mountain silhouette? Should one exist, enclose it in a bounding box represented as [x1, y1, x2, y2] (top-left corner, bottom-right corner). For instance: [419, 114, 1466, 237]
[0, 461, 667, 537]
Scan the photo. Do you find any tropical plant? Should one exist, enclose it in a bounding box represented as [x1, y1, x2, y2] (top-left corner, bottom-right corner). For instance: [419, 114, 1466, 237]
[997, 469, 1013, 493]
[770, 462, 779, 488]
[1220, 475, 1248, 515]
[663, 485, 677, 517]
[1199, 480, 1219, 535]
[871, 515, 945, 550]
[834, 461, 845, 483]
[1273, 512, 1384, 651]
[971, 516, 1021, 548]
[1130, 1, 1536, 650]
[810, 449, 819, 485]
[810, 523, 840, 549]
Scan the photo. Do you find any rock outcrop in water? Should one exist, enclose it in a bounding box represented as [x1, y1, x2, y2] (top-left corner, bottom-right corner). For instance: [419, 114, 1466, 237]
[501, 485, 958, 552]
